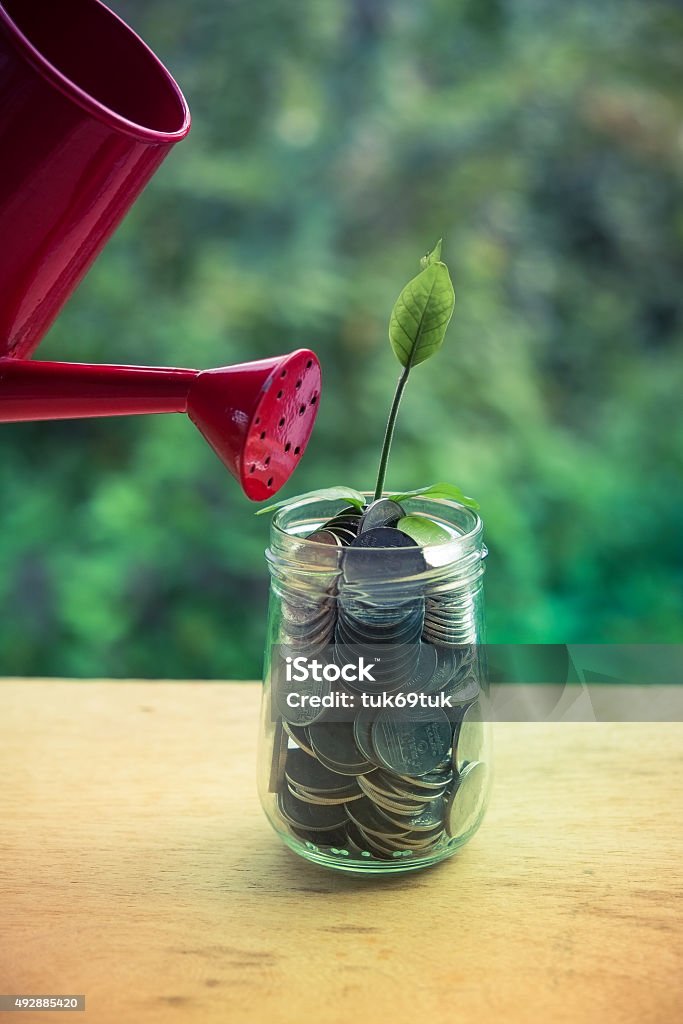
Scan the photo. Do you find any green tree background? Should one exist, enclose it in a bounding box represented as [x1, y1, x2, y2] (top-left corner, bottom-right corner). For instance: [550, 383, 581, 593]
[1, 0, 681, 678]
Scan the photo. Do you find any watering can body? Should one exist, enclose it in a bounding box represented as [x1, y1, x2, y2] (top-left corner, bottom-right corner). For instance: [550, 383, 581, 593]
[0, 0, 321, 498]
[0, 0, 191, 359]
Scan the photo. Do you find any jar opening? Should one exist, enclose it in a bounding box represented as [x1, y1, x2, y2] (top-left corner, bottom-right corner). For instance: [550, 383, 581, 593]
[267, 493, 485, 591]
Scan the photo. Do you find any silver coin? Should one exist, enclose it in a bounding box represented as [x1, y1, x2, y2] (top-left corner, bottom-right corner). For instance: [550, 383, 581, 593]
[443, 672, 482, 711]
[355, 831, 410, 857]
[392, 827, 446, 848]
[357, 774, 427, 813]
[345, 797, 409, 838]
[422, 629, 472, 648]
[356, 769, 409, 801]
[343, 527, 426, 583]
[278, 788, 348, 831]
[444, 760, 489, 838]
[291, 825, 350, 848]
[336, 606, 424, 643]
[288, 782, 362, 806]
[345, 821, 393, 859]
[371, 708, 452, 777]
[283, 721, 316, 757]
[268, 718, 289, 794]
[453, 702, 485, 769]
[284, 748, 358, 795]
[373, 771, 445, 803]
[344, 820, 372, 856]
[326, 506, 364, 523]
[308, 721, 372, 771]
[422, 620, 471, 641]
[358, 498, 404, 533]
[400, 642, 438, 694]
[379, 796, 446, 832]
[280, 610, 334, 638]
[361, 790, 428, 818]
[281, 595, 334, 625]
[282, 615, 336, 647]
[314, 747, 375, 778]
[325, 513, 362, 529]
[327, 527, 358, 547]
[417, 645, 458, 695]
[352, 708, 381, 766]
[335, 598, 421, 630]
[340, 595, 422, 625]
[392, 767, 454, 791]
[274, 674, 329, 727]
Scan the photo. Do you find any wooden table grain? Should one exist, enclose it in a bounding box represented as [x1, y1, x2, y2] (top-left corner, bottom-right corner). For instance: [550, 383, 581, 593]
[0, 680, 681, 1024]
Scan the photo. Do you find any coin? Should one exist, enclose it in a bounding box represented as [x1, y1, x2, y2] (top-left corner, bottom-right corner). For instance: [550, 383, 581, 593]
[329, 505, 364, 520]
[352, 707, 382, 765]
[443, 671, 481, 711]
[328, 527, 359, 547]
[308, 721, 376, 775]
[354, 831, 405, 858]
[452, 701, 485, 769]
[357, 772, 427, 810]
[444, 760, 488, 838]
[273, 662, 329, 727]
[393, 832, 447, 853]
[281, 596, 334, 626]
[291, 826, 350, 849]
[358, 498, 405, 533]
[278, 787, 348, 831]
[288, 782, 362, 806]
[401, 642, 438, 693]
[283, 721, 315, 757]
[391, 767, 454, 791]
[268, 718, 289, 793]
[306, 529, 343, 546]
[343, 527, 426, 583]
[284, 748, 359, 795]
[371, 708, 452, 777]
[344, 821, 393, 859]
[345, 796, 409, 838]
[376, 772, 447, 803]
[379, 796, 446, 832]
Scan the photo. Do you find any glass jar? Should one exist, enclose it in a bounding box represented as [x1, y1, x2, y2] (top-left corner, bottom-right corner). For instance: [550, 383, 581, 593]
[257, 494, 491, 875]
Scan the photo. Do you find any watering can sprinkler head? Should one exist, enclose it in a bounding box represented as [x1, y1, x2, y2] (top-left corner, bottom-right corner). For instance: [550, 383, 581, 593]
[0, 350, 322, 501]
[186, 349, 321, 501]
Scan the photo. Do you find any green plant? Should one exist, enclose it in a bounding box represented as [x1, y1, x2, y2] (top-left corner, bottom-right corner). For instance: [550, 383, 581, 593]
[257, 242, 478, 520]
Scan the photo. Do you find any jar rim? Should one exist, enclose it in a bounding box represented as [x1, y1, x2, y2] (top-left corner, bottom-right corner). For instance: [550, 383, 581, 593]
[271, 491, 483, 557]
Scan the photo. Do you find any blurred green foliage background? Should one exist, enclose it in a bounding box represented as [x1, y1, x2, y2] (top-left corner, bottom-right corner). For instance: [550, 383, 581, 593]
[1, 0, 681, 679]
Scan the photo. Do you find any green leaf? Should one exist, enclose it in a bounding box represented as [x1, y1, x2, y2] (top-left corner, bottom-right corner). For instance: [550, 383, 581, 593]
[420, 238, 442, 269]
[389, 259, 455, 369]
[397, 515, 452, 546]
[255, 485, 366, 516]
[389, 482, 480, 511]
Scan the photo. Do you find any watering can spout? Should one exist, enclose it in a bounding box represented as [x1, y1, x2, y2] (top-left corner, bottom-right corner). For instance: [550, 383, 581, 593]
[0, 351, 321, 501]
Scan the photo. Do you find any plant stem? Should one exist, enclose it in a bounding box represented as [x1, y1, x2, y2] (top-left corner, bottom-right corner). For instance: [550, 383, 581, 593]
[373, 366, 410, 500]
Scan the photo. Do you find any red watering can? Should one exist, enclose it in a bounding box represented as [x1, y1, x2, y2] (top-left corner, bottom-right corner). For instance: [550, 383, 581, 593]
[0, 0, 321, 501]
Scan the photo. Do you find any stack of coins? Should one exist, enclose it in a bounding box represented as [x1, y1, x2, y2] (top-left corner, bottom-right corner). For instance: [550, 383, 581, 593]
[270, 499, 488, 862]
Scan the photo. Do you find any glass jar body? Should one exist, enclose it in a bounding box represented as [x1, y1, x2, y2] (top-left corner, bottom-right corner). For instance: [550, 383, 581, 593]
[257, 495, 491, 875]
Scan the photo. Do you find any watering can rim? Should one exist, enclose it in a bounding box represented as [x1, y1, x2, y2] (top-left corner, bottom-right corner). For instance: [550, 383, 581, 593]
[0, 0, 191, 144]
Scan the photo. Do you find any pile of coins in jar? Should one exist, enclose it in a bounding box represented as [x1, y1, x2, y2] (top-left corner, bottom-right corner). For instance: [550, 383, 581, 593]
[268, 499, 488, 862]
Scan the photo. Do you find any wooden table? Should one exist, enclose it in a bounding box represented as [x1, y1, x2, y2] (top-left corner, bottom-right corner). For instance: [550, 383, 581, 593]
[1, 681, 681, 1024]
